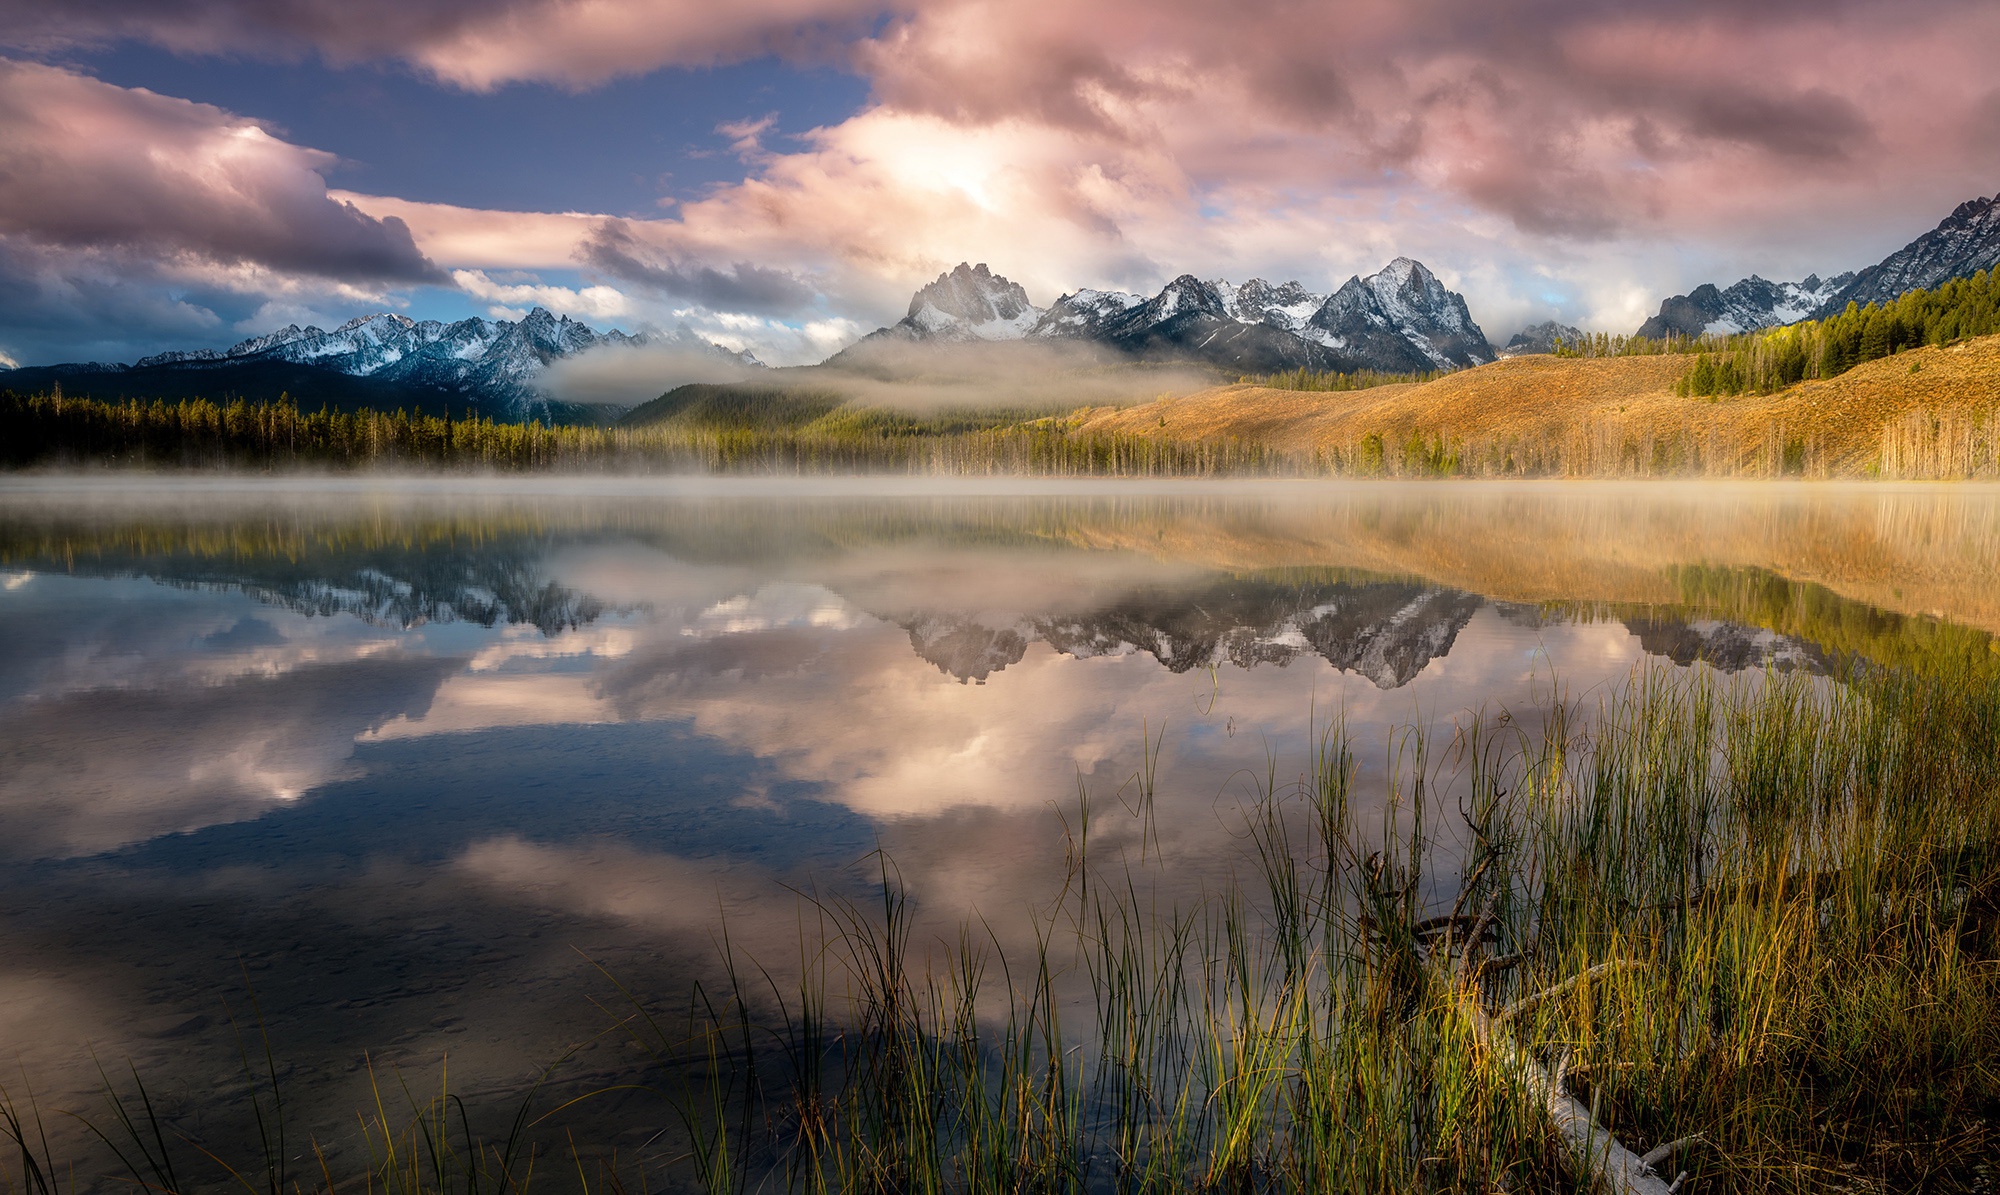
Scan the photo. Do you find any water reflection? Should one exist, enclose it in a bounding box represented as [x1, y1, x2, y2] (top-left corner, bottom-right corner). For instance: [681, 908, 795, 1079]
[0, 478, 1994, 1183]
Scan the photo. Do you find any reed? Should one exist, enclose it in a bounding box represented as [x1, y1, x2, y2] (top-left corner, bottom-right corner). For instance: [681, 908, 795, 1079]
[651, 649, 2000, 1193]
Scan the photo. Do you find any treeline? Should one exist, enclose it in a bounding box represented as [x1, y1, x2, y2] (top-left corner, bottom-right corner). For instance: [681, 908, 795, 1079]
[9, 386, 1998, 481]
[1678, 269, 2000, 397]
[1236, 366, 1445, 391]
[0, 391, 1310, 477]
[1552, 332, 1711, 357]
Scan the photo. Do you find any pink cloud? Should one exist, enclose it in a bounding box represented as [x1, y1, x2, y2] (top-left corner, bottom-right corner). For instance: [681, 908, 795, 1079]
[0, 60, 438, 281]
[13, 0, 2000, 350]
[0, 0, 892, 88]
[17, 2, 2000, 248]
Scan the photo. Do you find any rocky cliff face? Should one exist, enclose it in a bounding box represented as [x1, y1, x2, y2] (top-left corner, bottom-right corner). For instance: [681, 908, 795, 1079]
[1635, 274, 1852, 339]
[1814, 194, 2000, 314]
[1304, 257, 1494, 371]
[870, 263, 1044, 343]
[1633, 193, 2000, 338]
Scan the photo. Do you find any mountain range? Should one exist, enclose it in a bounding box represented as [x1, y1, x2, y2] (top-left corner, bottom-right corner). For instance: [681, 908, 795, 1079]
[836, 257, 1497, 376]
[10, 193, 2000, 418]
[1636, 193, 2000, 338]
[2, 309, 757, 422]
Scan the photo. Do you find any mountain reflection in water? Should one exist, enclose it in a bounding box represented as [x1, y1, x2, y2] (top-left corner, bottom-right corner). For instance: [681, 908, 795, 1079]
[0, 478, 1992, 1184]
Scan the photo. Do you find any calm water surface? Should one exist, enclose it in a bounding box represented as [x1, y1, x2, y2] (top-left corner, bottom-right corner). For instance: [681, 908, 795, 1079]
[2, 476, 1995, 1183]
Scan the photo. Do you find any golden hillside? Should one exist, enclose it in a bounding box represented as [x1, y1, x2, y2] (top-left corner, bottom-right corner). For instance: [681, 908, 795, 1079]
[1065, 335, 2000, 477]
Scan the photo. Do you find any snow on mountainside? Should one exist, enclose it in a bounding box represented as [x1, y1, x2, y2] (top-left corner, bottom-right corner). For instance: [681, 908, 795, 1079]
[865, 263, 1043, 344]
[1304, 257, 1494, 370]
[1215, 278, 1324, 332]
[1636, 274, 1853, 340]
[1030, 288, 1147, 337]
[1815, 194, 2000, 315]
[852, 259, 1494, 375]
[1633, 193, 2000, 339]
[63, 310, 756, 420]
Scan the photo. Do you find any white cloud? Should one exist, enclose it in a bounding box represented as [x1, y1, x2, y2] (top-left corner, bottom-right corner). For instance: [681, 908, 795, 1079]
[452, 267, 633, 322]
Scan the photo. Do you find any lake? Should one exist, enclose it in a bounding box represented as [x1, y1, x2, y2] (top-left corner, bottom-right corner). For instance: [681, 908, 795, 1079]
[2, 476, 1996, 1189]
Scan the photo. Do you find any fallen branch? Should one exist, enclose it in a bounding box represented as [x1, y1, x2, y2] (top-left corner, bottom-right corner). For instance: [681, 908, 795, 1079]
[1461, 990, 1681, 1195]
[1498, 959, 1648, 1025]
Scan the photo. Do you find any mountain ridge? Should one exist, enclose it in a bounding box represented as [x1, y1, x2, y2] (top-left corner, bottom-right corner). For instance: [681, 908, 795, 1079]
[1635, 192, 2000, 338]
[2, 309, 757, 422]
[840, 257, 1496, 375]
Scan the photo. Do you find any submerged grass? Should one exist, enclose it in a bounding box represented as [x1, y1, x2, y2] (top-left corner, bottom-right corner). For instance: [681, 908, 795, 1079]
[6, 654, 1999, 1192]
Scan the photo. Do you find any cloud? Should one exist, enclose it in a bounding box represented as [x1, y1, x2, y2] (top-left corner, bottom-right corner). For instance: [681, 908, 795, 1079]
[0, 0, 886, 88]
[452, 267, 632, 321]
[0, 59, 440, 283]
[14, 1, 2000, 355]
[578, 221, 821, 315]
[0, 60, 452, 362]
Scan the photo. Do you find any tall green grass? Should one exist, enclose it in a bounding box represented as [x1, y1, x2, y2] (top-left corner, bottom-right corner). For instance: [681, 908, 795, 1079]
[651, 653, 2000, 1194]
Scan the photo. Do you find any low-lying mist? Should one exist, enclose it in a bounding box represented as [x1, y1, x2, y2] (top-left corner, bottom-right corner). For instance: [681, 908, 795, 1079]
[536, 341, 763, 407]
[541, 337, 1221, 417]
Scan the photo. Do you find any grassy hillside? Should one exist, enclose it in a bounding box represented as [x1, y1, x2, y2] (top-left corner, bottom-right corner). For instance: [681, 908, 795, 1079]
[619, 383, 846, 430]
[1069, 335, 2000, 477]
[10, 333, 2000, 478]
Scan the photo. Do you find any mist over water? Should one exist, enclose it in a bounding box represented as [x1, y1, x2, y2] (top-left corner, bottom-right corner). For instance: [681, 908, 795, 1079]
[1, 477, 1995, 1185]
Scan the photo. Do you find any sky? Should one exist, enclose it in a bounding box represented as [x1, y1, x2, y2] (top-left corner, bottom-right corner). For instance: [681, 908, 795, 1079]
[1, 0, 1997, 367]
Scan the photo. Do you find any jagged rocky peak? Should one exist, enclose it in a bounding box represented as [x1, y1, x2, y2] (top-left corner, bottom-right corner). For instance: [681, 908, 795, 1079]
[1135, 274, 1230, 323]
[840, 255, 1493, 376]
[1307, 257, 1495, 370]
[1220, 278, 1324, 331]
[1634, 192, 2000, 338]
[514, 306, 603, 355]
[1499, 320, 1587, 356]
[1636, 274, 1852, 339]
[1029, 287, 1146, 337]
[1815, 192, 2000, 314]
[55, 305, 756, 422]
[900, 262, 1041, 339]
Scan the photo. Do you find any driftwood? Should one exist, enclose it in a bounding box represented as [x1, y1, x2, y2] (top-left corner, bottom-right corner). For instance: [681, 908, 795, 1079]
[1451, 934, 1693, 1193]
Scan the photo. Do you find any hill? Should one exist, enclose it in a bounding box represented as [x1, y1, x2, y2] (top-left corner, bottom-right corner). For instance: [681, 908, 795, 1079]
[1062, 335, 2000, 477]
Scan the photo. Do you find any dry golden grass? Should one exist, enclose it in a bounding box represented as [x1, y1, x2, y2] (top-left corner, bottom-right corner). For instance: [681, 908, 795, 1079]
[1064, 335, 2000, 477]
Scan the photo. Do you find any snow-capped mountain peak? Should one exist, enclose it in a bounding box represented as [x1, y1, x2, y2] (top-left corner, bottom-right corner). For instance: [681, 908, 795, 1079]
[843, 257, 1493, 374]
[1218, 279, 1325, 332]
[1498, 320, 1586, 356]
[1636, 273, 1854, 339]
[1134, 274, 1230, 324]
[1306, 260, 1493, 370]
[1028, 288, 1147, 338]
[893, 262, 1042, 341]
[1813, 193, 2000, 315]
[75, 307, 750, 421]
